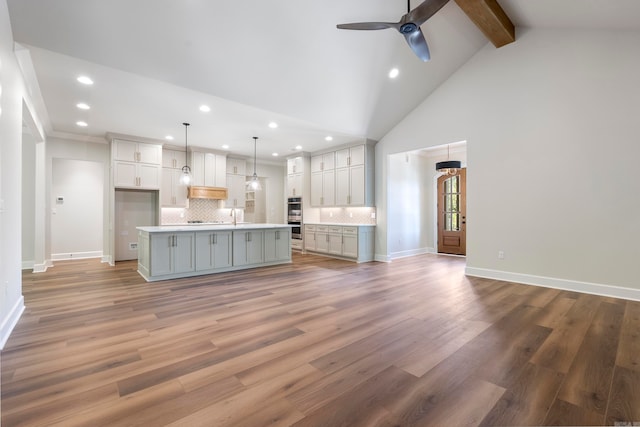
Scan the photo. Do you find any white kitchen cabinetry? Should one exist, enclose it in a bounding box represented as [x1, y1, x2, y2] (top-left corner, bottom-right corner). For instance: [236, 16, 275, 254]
[191, 151, 227, 187]
[162, 149, 185, 169]
[304, 225, 317, 252]
[303, 224, 374, 262]
[113, 139, 162, 165]
[311, 143, 373, 207]
[233, 230, 264, 266]
[287, 156, 308, 198]
[112, 140, 162, 190]
[161, 168, 188, 207]
[264, 228, 291, 262]
[195, 230, 232, 271]
[149, 232, 195, 276]
[227, 157, 246, 176]
[310, 170, 336, 207]
[225, 158, 247, 208]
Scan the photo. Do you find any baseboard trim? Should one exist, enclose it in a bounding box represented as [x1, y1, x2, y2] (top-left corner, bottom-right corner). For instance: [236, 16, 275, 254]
[51, 251, 102, 261]
[1, 296, 25, 350]
[22, 260, 34, 270]
[389, 247, 431, 260]
[374, 254, 392, 263]
[465, 267, 640, 302]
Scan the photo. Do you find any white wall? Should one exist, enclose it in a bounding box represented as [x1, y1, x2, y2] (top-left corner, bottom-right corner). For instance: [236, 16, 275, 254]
[376, 28, 640, 297]
[0, 0, 26, 348]
[252, 161, 286, 224]
[51, 158, 104, 259]
[22, 131, 36, 268]
[46, 138, 110, 263]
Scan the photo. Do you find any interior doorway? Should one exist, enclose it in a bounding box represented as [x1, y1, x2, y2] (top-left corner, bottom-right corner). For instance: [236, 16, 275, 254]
[114, 190, 158, 261]
[437, 168, 466, 255]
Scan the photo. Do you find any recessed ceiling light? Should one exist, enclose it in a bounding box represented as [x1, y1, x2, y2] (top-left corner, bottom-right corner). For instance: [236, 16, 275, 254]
[389, 68, 399, 79]
[268, 122, 278, 129]
[295, 145, 302, 150]
[165, 135, 174, 141]
[199, 105, 211, 113]
[272, 152, 279, 157]
[77, 76, 94, 85]
[222, 144, 229, 149]
[76, 121, 88, 127]
[76, 102, 90, 110]
[325, 136, 333, 141]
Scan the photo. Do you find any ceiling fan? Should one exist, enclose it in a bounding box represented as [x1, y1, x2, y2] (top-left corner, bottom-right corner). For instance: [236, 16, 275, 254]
[336, 0, 450, 62]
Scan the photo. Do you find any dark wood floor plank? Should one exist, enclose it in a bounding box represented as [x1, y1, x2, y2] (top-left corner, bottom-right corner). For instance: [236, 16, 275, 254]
[2, 253, 639, 426]
[616, 301, 640, 372]
[556, 301, 625, 414]
[605, 366, 640, 425]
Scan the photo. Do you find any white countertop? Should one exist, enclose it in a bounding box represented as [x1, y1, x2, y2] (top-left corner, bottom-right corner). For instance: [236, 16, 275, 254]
[138, 223, 293, 232]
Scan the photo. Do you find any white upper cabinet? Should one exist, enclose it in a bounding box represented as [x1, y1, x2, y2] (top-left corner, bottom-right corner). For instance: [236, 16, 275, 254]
[287, 157, 304, 175]
[113, 139, 161, 165]
[162, 149, 185, 169]
[312, 143, 373, 207]
[227, 158, 246, 176]
[112, 139, 161, 189]
[191, 150, 227, 187]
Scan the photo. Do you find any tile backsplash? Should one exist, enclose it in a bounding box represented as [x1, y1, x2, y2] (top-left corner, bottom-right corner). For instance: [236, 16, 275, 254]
[161, 199, 244, 224]
[317, 207, 376, 225]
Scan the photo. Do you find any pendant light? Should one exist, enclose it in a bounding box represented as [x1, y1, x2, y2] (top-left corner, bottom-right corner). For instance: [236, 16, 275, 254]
[436, 144, 461, 176]
[180, 122, 191, 185]
[246, 136, 262, 191]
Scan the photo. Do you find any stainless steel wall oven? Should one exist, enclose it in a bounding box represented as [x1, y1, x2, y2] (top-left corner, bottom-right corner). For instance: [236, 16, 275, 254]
[287, 197, 302, 248]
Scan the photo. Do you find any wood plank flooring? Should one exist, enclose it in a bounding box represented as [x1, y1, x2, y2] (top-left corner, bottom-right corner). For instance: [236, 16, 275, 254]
[2, 253, 640, 426]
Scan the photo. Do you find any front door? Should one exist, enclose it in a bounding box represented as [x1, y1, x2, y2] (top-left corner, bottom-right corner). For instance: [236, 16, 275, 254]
[437, 168, 466, 255]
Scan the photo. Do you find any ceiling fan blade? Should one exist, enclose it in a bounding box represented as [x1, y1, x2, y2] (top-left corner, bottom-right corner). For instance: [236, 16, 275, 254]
[403, 28, 431, 61]
[407, 0, 450, 26]
[337, 22, 400, 31]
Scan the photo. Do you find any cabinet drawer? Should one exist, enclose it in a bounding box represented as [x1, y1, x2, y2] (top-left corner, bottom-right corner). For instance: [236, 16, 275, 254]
[328, 226, 342, 233]
[316, 225, 329, 232]
[342, 226, 358, 235]
[305, 225, 316, 232]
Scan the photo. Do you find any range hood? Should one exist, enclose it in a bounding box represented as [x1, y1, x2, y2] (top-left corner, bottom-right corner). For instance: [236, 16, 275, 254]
[188, 186, 228, 200]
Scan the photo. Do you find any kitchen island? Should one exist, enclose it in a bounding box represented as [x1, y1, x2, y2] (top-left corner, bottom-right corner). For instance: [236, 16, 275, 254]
[137, 224, 292, 282]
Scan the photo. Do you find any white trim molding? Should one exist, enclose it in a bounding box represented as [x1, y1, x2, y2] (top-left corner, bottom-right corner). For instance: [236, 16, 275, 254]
[465, 267, 640, 302]
[1, 296, 25, 350]
[51, 251, 102, 261]
[390, 247, 432, 260]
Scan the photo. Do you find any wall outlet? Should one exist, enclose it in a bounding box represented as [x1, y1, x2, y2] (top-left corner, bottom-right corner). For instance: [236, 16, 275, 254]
[498, 250, 505, 260]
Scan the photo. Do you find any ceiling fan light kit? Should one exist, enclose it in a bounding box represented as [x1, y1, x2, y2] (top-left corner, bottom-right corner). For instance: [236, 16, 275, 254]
[336, 0, 450, 62]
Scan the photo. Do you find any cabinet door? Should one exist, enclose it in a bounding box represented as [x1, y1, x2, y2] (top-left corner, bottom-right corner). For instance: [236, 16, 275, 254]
[315, 232, 328, 253]
[287, 157, 303, 175]
[287, 173, 302, 198]
[335, 167, 349, 206]
[348, 164, 365, 206]
[232, 232, 249, 266]
[322, 170, 335, 206]
[328, 233, 343, 255]
[196, 231, 232, 270]
[304, 230, 316, 251]
[113, 161, 137, 188]
[191, 151, 205, 186]
[204, 153, 216, 187]
[163, 149, 181, 169]
[247, 231, 264, 264]
[113, 140, 138, 162]
[265, 229, 290, 262]
[174, 232, 195, 274]
[226, 174, 246, 208]
[349, 145, 365, 166]
[138, 164, 161, 189]
[311, 155, 323, 173]
[215, 154, 227, 185]
[227, 158, 245, 175]
[150, 234, 174, 276]
[138, 143, 162, 165]
[310, 172, 323, 206]
[342, 234, 358, 258]
[161, 168, 174, 206]
[335, 148, 350, 168]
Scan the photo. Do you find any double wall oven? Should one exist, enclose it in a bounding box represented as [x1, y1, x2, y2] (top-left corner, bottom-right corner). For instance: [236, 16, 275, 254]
[287, 197, 303, 249]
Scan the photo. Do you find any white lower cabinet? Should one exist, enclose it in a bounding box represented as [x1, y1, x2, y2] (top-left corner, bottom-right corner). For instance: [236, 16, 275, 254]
[233, 230, 264, 266]
[264, 228, 291, 262]
[150, 232, 195, 276]
[303, 224, 374, 262]
[195, 231, 232, 271]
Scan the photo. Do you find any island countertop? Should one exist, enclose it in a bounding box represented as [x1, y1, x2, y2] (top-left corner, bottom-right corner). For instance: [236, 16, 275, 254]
[137, 223, 293, 233]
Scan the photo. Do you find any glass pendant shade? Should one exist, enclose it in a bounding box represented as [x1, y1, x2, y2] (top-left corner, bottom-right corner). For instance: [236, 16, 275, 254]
[246, 136, 262, 191]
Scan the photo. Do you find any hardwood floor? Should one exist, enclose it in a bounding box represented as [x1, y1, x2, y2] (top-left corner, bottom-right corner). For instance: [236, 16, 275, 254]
[2, 252, 640, 426]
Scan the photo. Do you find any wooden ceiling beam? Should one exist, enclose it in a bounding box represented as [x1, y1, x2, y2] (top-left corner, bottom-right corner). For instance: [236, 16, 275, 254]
[454, 0, 515, 48]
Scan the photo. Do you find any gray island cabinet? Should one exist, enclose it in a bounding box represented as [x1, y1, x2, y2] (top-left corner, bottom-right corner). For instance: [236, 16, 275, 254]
[137, 224, 292, 281]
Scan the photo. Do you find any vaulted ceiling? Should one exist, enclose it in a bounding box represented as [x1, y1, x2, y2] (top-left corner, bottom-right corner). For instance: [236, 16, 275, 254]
[7, 0, 640, 160]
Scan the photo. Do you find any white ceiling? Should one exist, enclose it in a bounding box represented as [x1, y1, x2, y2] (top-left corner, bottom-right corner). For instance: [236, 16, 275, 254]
[7, 0, 640, 161]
